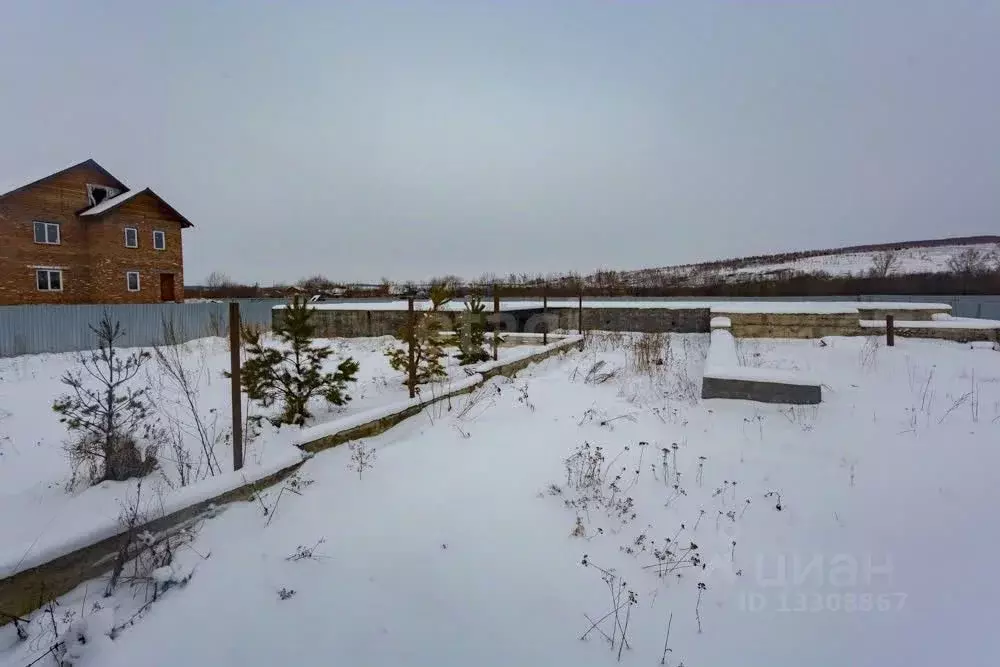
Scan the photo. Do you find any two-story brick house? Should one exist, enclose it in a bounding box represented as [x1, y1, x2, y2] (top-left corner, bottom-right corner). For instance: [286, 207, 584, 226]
[0, 159, 192, 305]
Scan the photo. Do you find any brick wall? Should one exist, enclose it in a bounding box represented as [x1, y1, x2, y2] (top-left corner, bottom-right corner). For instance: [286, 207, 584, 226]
[0, 164, 186, 305]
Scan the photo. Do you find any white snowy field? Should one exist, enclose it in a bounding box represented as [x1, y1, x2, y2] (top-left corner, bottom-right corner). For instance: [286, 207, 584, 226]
[0, 337, 540, 576]
[623, 241, 1000, 286]
[2, 333, 998, 666]
[726, 242, 1000, 278]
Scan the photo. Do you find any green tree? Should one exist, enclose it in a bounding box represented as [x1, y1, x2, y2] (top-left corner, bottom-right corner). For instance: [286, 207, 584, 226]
[240, 296, 359, 426]
[452, 295, 491, 365]
[386, 300, 449, 391]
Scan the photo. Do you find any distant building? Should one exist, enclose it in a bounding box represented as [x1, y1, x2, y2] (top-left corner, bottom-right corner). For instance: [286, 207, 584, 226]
[0, 159, 192, 304]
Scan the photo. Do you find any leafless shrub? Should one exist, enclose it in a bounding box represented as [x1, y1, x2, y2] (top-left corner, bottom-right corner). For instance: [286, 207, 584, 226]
[286, 538, 328, 562]
[587, 331, 627, 352]
[515, 382, 535, 411]
[455, 383, 498, 421]
[859, 336, 881, 371]
[561, 442, 637, 526]
[628, 332, 670, 375]
[779, 405, 819, 431]
[348, 440, 376, 479]
[123, 526, 200, 606]
[583, 360, 619, 385]
[579, 555, 637, 661]
[150, 319, 227, 485]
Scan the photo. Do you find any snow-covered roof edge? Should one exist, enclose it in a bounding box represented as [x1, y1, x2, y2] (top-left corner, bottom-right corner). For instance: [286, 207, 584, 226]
[78, 186, 194, 228]
[79, 188, 147, 215]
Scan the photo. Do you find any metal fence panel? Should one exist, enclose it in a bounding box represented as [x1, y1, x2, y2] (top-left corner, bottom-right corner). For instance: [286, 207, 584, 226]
[0, 300, 283, 358]
[1, 296, 996, 358]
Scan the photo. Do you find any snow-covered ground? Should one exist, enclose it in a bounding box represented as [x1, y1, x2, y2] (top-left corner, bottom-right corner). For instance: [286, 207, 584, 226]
[2, 333, 998, 666]
[0, 337, 540, 578]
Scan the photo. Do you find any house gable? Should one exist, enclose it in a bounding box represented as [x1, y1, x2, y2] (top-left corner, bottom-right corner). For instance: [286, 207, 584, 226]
[0, 159, 126, 203]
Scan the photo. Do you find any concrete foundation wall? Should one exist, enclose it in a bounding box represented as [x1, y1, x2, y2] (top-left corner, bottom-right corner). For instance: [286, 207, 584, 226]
[856, 307, 946, 321]
[861, 326, 1000, 344]
[701, 376, 822, 404]
[554, 307, 710, 333]
[279, 304, 958, 340]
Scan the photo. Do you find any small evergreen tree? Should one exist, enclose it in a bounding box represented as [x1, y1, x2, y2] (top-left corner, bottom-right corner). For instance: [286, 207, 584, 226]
[452, 295, 491, 365]
[240, 296, 359, 426]
[386, 298, 449, 390]
[53, 314, 159, 484]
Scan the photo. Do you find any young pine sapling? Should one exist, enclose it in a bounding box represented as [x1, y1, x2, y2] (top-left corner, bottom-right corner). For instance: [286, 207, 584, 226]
[53, 314, 160, 484]
[239, 296, 359, 427]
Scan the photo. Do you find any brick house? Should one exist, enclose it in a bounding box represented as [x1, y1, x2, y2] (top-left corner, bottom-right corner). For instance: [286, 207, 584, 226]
[0, 159, 192, 305]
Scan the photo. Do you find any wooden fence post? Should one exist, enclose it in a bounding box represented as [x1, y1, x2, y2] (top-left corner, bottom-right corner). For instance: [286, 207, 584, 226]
[578, 291, 583, 335]
[886, 314, 895, 347]
[407, 296, 416, 398]
[229, 302, 243, 471]
[493, 292, 500, 361]
[542, 289, 548, 345]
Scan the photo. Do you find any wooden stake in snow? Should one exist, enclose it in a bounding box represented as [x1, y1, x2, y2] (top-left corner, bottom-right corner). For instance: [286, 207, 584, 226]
[493, 292, 500, 361]
[578, 290, 583, 334]
[886, 314, 895, 347]
[229, 301, 243, 471]
[542, 289, 548, 345]
[407, 296, 416, 398]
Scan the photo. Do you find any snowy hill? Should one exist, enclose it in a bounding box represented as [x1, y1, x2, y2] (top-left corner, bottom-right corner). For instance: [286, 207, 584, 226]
[613, 236, 1000, 288]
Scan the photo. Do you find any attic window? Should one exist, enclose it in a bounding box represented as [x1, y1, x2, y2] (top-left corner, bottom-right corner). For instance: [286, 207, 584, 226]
[87, 184, 121, 207]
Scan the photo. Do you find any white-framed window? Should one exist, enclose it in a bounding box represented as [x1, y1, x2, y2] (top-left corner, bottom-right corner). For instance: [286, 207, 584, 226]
[33, 221, 60, 245]
[124, 227, 138, 248]
[126, 271, 140, 292]
[87, 184, 120, 207]
[152, 230, 166, 250]
[36, 268, 63, 291]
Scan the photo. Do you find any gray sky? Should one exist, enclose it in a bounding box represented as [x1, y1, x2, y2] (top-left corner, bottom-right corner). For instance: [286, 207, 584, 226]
[1, 0, 997, 285]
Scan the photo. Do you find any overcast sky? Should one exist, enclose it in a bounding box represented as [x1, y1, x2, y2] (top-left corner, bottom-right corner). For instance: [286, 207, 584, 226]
[1, 1, 997, 285]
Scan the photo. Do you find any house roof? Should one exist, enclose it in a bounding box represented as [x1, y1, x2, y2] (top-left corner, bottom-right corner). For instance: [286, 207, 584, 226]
[0, 158, 127, 201]
[78, 187, 194, 228]
[1, 158, 193, 228]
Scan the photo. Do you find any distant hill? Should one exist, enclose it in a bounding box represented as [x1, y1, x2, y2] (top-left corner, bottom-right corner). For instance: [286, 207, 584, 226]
[611, 235, 1000, 289]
